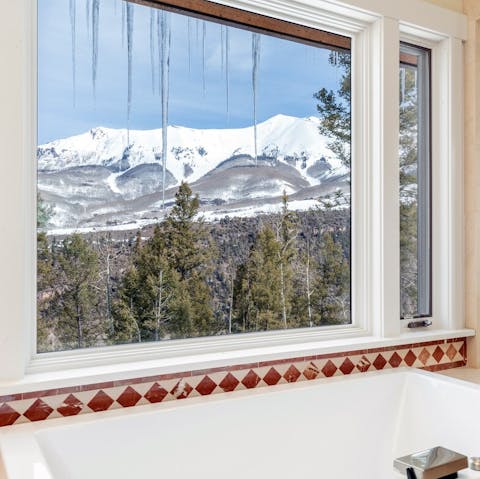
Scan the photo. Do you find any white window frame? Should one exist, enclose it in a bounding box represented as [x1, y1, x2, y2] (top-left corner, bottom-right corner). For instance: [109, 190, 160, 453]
[0, 0, 469, 384]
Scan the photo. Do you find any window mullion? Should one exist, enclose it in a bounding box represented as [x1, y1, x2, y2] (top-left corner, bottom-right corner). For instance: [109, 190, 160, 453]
[368, 17, 401, 337]
[432, 36, 464, 330]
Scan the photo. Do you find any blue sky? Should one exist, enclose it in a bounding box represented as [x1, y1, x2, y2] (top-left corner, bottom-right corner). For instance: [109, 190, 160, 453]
[38, 0, 345, 144]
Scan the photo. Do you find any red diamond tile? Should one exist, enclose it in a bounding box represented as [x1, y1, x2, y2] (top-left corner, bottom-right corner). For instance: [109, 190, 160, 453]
[283, 365, 301, 383]
[241, 370, 261, 389]
[219, 373, 240, 392]
[321, 360, 337, 377]
[24, 399, 53, 422]
[87, 390, 114, 412]
[460, 341, 467, 360]
[303, 362, 320, 380]
[373, 354, 387, 370]
[339, 357, 355, 375]
[144, 383, 168, 403]
[356, 355, 371, 373]
[388, 352, 402, 368]
[170, 380, 193, 399]
[418, 348, 431, 365]
[195, 376, 217, 396]
[0, 403, 21, 427]
[117, 386, 142, 407]
[446, 344, 457, 361]
[404, 350, 417, 366]
[263, 367, 282, 385]
[57, 394, 83, 417]
[432, 346, 444, 363]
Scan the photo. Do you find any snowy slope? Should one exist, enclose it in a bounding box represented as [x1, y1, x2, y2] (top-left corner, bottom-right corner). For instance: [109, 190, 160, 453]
[37, 115, 350, 233]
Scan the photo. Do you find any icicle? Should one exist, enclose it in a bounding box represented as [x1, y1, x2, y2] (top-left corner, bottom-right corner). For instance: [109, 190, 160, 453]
[221, 25, 224, 74]
[122, 0, 126, 47]
[187, 17, 192, 74]
[126, 2, 134, 143]
[150, 10, 156, 94]
[225, 26, 230, 119]
[157, 10, 161, 94]
[69, 0, 76, 106]
[92, 0, 100, 99]
[202, 21, 206, 96]
[252, 33, 261, 166]
[160, 11, 171, 210]
[86, 0, 91, 42]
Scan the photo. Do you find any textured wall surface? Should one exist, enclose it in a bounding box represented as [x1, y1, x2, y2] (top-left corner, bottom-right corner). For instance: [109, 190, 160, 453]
[463, 0, 480, 366]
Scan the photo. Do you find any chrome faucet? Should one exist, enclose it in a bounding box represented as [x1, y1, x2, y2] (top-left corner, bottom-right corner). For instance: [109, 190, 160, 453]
[394, 446, 468, 479]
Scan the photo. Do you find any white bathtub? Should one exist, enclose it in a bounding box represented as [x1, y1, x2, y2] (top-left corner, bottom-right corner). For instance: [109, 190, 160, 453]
[1, 368, 480, 479]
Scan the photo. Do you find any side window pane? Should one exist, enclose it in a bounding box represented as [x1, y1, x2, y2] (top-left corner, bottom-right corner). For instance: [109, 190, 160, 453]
[399, 43, 431, 319]
[37, 0, 352, 352]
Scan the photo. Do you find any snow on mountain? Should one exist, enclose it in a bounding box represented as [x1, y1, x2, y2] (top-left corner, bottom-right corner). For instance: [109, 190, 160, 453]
[37, 114, 349, 233]
[38, 115, 345, 179]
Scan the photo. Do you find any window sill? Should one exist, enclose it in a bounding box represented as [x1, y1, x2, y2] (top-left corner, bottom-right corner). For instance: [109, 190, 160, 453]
[0, 328, 473, 397]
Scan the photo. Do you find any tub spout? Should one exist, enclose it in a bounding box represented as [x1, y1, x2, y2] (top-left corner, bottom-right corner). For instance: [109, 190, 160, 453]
[394, 446, 468, 479]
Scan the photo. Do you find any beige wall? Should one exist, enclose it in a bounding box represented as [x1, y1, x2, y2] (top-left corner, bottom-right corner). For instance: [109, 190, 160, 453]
[464, 0, 480, 365]
[424, 0, 463, 13]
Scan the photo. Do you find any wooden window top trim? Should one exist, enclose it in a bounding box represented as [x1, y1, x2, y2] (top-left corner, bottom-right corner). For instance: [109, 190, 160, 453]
[400, 52, 418, 67]
[130, 0, 351, 51]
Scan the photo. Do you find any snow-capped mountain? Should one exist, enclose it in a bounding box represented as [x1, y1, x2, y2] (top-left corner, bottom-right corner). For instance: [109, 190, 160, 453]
[38, 114, 349, 234]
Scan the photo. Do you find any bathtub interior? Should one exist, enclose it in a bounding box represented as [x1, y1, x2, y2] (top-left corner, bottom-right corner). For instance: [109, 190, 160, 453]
[394, 372, 480, 460]
[2, 369, 480, 479]
[34, 371, 404, 479]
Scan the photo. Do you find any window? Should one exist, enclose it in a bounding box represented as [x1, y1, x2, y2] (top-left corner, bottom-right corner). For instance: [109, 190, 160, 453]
[37, 0, 353, 352]
[399, 43, 431, 319]
[0, 0, 466, 380]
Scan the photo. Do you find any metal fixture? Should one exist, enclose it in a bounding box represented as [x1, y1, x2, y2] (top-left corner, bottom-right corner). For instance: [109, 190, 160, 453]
[469, 457, 480, 471]
[394, 446, 468, 478]
[407, 319, 433, 328]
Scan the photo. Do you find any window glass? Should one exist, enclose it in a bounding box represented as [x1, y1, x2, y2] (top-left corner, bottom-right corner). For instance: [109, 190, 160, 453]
[37, 0, 352, 351]
[399, 43, 431, 319]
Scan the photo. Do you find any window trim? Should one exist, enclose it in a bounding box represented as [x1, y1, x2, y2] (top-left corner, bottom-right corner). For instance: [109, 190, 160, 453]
[133, 0, 352, 49]
[0, 0, 467, 381]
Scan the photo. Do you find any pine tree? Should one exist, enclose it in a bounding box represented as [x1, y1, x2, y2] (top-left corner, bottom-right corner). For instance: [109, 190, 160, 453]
[111, 266, 142, 344]
[112, 226, 180, 342]
[313, 51, 351, 169]
[163, 181, 211, 279]
[163, 182, 218, 336]
[95, 233, 123, 336]
[37, 232, 58, 352]
[275, 192, 297, 328]
[55, 234, 103, 349]
[112, 182, 220, 342]
[290, 234, 314, 329]
[37, 193, 53, 228]
[312, 232, 350, 325]
[233, 225, 284, 331]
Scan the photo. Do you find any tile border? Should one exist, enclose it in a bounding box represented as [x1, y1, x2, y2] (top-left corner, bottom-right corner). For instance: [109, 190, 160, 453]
[0, 338, 466, 427]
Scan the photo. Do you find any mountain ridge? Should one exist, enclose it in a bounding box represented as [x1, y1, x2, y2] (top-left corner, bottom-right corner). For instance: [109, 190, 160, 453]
[37, 114, 349, 234]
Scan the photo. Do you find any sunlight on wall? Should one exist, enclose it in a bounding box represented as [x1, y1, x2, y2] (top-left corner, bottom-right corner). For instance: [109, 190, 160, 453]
[424, 0, 463, 13]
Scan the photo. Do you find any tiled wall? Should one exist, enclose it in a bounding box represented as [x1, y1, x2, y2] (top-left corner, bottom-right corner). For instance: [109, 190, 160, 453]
[0, 338, 466, 427]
